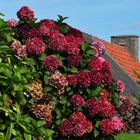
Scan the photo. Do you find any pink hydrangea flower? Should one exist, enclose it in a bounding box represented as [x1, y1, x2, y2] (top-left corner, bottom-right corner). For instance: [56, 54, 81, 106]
[111, 116, 125, 133]
[7, 18, 17, 27]
[116, 80, 125, 94]
[92, 40, 105, 54]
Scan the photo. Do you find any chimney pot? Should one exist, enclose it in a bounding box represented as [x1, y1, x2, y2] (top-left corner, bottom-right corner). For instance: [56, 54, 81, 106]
[111, 35, 139, 60]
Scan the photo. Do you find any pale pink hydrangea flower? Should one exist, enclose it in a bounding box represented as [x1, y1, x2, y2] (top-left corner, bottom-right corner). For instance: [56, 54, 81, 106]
[7, 18, 17, 27]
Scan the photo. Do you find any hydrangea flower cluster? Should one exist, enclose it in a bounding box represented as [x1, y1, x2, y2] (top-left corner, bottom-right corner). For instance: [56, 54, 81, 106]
[99, 116, 125, 135]
[49, 71, 68, 95]
[87, 96, 115, 118]
[7, 18, 17, 27]
[26, 37, 45, 55]
[10, 40, 27, 58]
[42, 55, 61, 72]
[58, 112, 93, 137]
[17, 6, 34, 20]
[3, 6, 132, 139]
[70, 94, 84, 109]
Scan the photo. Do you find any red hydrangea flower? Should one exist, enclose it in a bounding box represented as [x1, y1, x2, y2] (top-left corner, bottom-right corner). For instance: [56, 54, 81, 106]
[17, 6, 34, 20]
[69, 112, 86, 125]
[102, 61, 113, 86]
[67, 26, 84, 38]
[26, 37, 45, 55]
[42, 55, 61, 72]
[66, 74, 77, 86]
[49, 32, 66, 51]
[39, 25, 51, 37]
[111, 116, 125, 133]
[87, 96, 115, 118]
[89, 70, 102, 86]
[73, 124, 85, 137]
[88, 56, 103, 71]
[98, 96, 115, 117]
[65, 35, 84, 48]
[82, 120, 93, 134]
[86, 98, 99, 116]
[7, 18, 17, 27]
[116, 80, 125, 94]
[65, 45, 80, 55]
[77, 71, 91, 88]
[67, 55, 81, 67]
[40, 19, 58, 30]
[28, 29, 42, 38]
[99, 119, 114, 135]
[58, 119, 73, 136]
[70, 94, 84, 109]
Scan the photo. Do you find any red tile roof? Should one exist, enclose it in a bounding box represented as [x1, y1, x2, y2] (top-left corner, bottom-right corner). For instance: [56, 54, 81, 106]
[94, 37, 140, 81]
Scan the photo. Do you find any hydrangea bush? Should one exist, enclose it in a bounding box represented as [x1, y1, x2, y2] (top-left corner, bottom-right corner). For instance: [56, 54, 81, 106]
[0, 6, 131, 140]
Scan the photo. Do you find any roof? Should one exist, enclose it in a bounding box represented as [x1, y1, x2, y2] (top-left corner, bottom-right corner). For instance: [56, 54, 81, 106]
[111, 35, 139, 38]
[83, 33, 140, 97]
[97, 38, 140, 81]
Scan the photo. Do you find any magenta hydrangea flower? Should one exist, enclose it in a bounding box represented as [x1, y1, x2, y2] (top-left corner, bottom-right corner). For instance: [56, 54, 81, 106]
[7, 18, 17, 27]
[77, 71, 91, 88]
[88, 56, 103, 71]
[17, 6, 34, 20]
[73, 124, 85, 137]
[58, 119, 73, 137]
[92, 40, 105, 54]
[116, 80, 125, 94]
[66, 74, 77, 86]
[42, 55, 61, 72]
[99, 119, 114, 135]
[111, 116, 125, 133]
[70, 94, 84, 109]
[26, 37, 45, 55]
[67, 55, 82, 67]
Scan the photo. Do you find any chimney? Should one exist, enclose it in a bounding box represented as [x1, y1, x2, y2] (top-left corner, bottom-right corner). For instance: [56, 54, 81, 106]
[111, 35, 139, 60]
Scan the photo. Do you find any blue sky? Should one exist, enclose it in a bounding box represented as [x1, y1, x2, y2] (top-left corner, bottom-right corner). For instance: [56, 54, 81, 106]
[0, 0, 140, 58]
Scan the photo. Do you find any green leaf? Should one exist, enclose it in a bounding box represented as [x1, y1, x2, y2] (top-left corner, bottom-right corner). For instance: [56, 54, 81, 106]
[46, 129, 54, 136]
[93, 128, 100, 138]
[86, 49, 95, 56]
[0, 124, 5, 130]
[70, 67, 78, 73]
[36, 120, 45, 128]
[38, 53, 47, 60]
[24, 133, 31, 140]
[0, 132, 4, 140]
[5, 123, 13, 140]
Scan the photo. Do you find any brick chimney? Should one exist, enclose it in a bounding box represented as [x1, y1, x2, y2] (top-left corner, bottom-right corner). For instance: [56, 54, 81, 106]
[111, 35, 139, 60]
